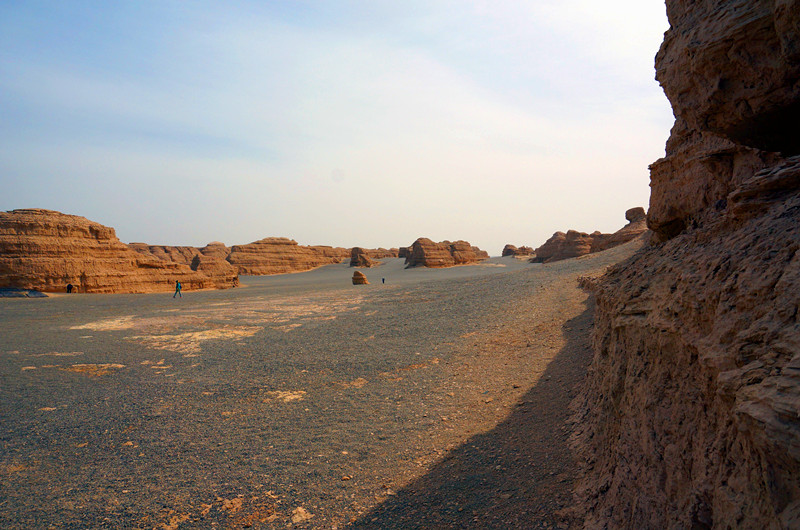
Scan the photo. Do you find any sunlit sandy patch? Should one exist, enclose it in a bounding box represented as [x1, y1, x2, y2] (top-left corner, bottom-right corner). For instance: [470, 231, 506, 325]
[272, 323, 302, 333]
[21, 366, 36, 371]
[32, 351, 84, 357]
[38, 407, 58, 411]
[480, 263, 507, 268]
[264, 390, 307, 402]
[128, 326, 262, 354]
[2, 463, 28, 474]
[62, 363, 125, 376]
[70, 316, 135, 331]
[335, 377, 369, 389]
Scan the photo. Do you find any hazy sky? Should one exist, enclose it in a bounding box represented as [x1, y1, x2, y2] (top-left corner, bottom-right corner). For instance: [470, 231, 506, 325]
[1, 1, 672, 255]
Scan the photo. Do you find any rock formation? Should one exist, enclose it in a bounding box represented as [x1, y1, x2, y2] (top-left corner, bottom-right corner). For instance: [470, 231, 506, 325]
[398, 247, 411, 259]
[128, 244, 198, 266]
[404, 238, 489, 268]
[350, 247, 376, 268]
[531, 207, 648, 263]
[0, 209, 237, 293]
[501, 244, 534, 257]
[226, 237, 347, 275]
[352, 270, 369, 285]
[573, 2, 800, 528]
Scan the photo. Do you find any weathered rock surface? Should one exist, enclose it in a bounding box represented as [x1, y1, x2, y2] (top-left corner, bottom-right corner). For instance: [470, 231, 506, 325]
[574, 2, 800, 527]
[350, 247, 376, 268]
[501, 244, 534, 257]
[226, 237, 347, 275]
[404, 238, 489, 268]
[0, 209, 236, 293]
[351, 270, 369, 285]
[531, 208, 648, 264]
[128, 243, 198, 266]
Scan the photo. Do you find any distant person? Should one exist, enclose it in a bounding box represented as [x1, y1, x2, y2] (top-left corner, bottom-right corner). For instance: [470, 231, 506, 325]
[66, 283, 73, 294]
[173, 280, 182, 298]
[382, 278, 385, 284]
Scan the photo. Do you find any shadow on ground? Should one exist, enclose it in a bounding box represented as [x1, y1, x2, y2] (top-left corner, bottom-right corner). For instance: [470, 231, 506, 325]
[347, 301, 594, 529]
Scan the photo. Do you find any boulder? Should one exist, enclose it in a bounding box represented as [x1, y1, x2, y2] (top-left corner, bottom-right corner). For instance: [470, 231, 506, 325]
[0, 209, 236, 293]
[351, 270, 369, 285]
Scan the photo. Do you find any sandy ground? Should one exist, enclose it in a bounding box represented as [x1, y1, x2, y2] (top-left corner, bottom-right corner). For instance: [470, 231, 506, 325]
[0, 247, 641, 529]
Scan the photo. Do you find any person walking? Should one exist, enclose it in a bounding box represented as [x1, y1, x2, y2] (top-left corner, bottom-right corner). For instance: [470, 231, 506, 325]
[173, 280, 182, 298]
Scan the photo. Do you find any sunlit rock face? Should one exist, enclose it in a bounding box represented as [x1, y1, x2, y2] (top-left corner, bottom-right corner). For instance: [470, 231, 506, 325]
[574, 1, 800, 527]
[0, 209, 237, 293]
[403, 238, 489, 268]
[226, 237, 348, 275]
[530, 207, 648, 264]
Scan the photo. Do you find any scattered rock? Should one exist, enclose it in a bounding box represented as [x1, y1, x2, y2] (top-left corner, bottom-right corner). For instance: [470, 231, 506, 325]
[352, 271, 369, 285]
[291, 507, 313, 523]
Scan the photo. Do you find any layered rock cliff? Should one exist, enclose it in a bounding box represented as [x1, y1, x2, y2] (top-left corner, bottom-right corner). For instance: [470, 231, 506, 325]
[532, 207, 648, 263]
[0, 209, 237, 293]
[226, 237, 348, 275]
[404, 238, 489, 268]
[350, 247, 376, 268]
[574, 1, 800, 527]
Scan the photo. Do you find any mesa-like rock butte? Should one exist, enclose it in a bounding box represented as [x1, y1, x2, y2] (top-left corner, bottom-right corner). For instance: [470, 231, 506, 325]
[501, 244, 534, 257]
[531, 207, 648, 264]
[0, 209, 238, 293]
[403, 238, 489, 268]
[572, 2, 800, 528]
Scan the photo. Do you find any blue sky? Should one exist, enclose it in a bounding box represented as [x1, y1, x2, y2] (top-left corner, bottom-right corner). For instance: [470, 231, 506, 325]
[1, 1, 672, 254]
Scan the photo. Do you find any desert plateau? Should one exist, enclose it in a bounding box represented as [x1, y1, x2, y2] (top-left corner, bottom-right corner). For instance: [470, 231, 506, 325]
[2, 0, 800, 528]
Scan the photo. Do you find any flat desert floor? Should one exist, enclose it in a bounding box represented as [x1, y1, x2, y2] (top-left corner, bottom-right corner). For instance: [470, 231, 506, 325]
[0, 246, 640, 529]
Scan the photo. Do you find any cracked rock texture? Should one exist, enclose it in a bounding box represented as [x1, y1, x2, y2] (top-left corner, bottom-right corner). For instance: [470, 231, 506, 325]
[574, 1, 800, 528]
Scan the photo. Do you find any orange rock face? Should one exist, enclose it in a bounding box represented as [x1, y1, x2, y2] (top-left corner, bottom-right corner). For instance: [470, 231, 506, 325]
[531, 207, 648, 264]
[0, 209, 237, 293]
[404, 238, 489, 268]
[574, 2, 800, 528]
[351, 270, 369, 285]
[226, 237, 347, 275]
[501, 244, 534, 257]
[350, 247, 376, 268]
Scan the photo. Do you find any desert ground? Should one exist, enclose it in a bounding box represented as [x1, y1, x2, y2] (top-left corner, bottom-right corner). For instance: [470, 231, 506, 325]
[1, 244, 640, 529]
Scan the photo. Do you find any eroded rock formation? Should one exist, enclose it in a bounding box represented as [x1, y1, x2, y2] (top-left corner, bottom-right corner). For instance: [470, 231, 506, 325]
[574, 2, 800, 527]
[226, 237, 348, 275]
[350, 247, 376, 268]
[532, 207, 648, 263]
[352, 270, 369, 285]
[0, 209, 237, 293]
[502, 244, 534, 257]
[404, 238, 489, 268]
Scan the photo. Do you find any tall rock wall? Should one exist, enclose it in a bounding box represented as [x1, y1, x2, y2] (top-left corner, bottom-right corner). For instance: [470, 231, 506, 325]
[575, 1, 800, 527]
[0, 209, 237, 293]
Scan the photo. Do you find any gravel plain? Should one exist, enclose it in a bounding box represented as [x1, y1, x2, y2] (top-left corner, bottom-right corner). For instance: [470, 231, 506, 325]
[0, 246, 641, 529]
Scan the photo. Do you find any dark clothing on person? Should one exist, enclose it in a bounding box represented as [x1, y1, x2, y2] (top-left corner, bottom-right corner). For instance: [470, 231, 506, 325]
[66, 284, 73, 293]
[173, 281, 182, 298]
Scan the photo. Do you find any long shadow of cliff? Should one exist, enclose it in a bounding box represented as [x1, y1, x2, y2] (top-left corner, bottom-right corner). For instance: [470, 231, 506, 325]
[347, 301, 595, 529]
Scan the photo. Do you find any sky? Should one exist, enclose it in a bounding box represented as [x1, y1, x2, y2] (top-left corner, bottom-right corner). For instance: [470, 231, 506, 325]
[0, 1, 673, 255]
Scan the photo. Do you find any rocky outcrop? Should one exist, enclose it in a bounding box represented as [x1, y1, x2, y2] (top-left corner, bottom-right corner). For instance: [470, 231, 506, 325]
[350, 247, 376, 268]
[531, 208, 648, 263]
[574, 2, 800, 528]
[366, 248, 399, 259]
[501, 244, 534, 257]
[0, 209, 237, 293]
[226, 237, 347, 275]
[352, 270, 369, 285]
[404, 238, 489, 268]
[128, 244, 199, 266]
[398, 247, 411, 259]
